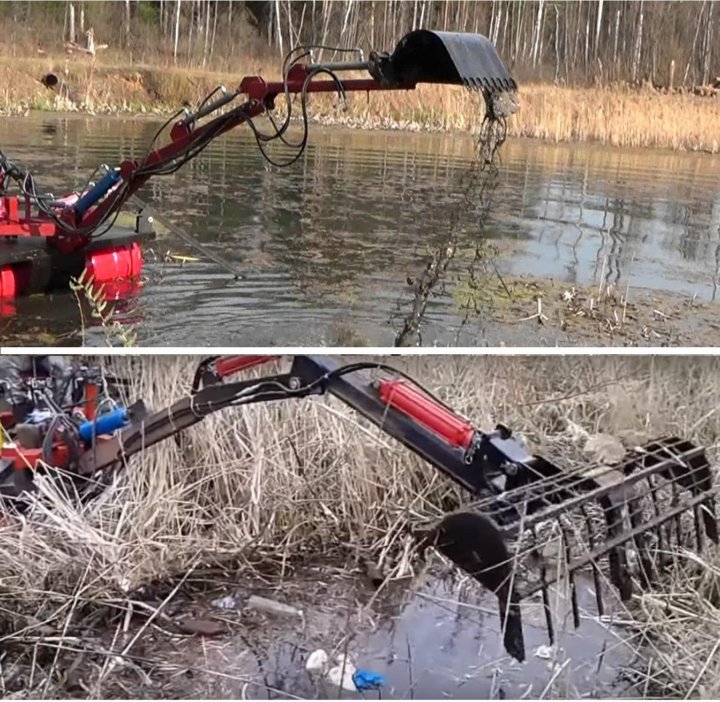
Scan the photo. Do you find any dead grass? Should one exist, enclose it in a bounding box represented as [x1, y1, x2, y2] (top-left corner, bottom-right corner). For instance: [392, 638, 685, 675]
[509, 83, 720, 153]
[321, 81, 720, 153]
[1, 354, 720, 697]
[1, 52, 719, 153]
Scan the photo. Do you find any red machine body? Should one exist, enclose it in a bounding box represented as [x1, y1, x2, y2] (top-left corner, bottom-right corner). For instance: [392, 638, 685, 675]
[0, 377, 104, 472]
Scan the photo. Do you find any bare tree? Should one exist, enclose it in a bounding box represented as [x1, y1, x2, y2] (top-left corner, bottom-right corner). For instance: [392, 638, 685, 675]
[3, 1, 717, 90]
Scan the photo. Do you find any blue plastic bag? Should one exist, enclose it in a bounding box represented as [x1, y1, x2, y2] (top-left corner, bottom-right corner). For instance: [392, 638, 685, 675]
[353, 669, 384, 691]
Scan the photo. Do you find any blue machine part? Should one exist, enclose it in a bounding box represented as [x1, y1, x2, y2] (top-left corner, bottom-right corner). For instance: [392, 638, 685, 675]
[73, 168, 122, 218]
[77, 407, 129, 444]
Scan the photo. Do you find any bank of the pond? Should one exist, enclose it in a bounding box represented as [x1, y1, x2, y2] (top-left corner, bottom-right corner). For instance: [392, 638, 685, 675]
[3, 57, 719, 153]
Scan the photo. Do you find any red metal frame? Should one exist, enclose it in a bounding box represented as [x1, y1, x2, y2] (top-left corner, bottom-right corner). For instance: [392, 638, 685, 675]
[68, 69, 402, 249]
[1, 442, 71, 471]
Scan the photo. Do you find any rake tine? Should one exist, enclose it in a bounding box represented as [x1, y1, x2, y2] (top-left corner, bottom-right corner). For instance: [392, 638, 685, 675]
[559, 522, 580, 629]
[531, 524, 554, 645]
[628, 495, 656, 588]
[602, 499, 633, 601]
[702, 496, 719, 543]
[693, 503, 705, 552]
[646, 474, 668, 570]
[581, 505, 604, 617]
[671, 481, 683, 548]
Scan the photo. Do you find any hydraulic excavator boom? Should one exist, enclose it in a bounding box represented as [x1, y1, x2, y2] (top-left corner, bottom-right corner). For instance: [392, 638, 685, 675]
[0, 29, 517, 303]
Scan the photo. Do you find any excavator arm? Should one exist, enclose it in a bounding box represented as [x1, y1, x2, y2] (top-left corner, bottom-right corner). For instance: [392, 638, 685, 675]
[4, 29, 518, 253]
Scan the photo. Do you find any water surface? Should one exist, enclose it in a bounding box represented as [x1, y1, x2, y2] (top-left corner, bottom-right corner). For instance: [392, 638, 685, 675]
[1, 114, 718, 346]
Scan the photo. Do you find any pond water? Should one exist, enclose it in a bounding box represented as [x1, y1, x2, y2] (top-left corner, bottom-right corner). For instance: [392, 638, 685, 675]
[135, 567, 640, 700]
[1, 113, 719, 347]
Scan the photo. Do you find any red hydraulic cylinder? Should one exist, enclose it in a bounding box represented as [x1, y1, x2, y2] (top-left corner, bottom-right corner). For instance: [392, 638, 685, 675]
[214, 355, 279, 378]
[377, 379, 476, 449]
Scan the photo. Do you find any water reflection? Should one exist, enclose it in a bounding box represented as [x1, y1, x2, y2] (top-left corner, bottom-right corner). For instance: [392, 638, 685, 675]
[1, 114, 719, 346]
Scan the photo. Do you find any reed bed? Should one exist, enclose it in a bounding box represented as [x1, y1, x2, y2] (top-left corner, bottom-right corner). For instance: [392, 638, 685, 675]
[319, 81, 720, 153]
[3, 55, 719, 153]
[2, 355, 720, 697]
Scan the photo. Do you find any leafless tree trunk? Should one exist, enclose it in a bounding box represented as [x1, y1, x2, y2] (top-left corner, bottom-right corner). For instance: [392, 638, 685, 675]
[210, 0, 218, 61]
[632, 1, 644, 83]
[69, 2, 76, 44]
[683, 2, 704, 86]
[202, 0, 210, 68]
[274, 0, 284, 56]
[187, 0, 196, 62]
[173, 0, 181, 63]
[123, 0, 130, 48]
[702, 2, 714, 85]
[553, 3, 560, 83]
[613, 6, 620, 78]
[531, 0, 544, 68]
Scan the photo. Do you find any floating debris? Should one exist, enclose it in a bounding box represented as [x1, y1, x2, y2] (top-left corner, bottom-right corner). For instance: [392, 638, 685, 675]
[246, 595, 304, 619]
[211, 594, 239, 610]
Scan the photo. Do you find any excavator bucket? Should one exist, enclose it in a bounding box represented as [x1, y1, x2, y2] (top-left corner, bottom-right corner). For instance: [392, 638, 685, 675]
[370, 29, 517, 114]
[415, 434, 718, 663]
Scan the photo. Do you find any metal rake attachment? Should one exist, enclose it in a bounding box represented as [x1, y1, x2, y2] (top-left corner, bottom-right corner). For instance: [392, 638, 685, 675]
[416, 436, 719, 662]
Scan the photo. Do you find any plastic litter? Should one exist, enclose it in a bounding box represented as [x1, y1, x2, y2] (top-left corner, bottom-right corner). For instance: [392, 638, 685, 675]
[305, 649, 383, 694]
[326, 653, 358, 693]
[211, 595, 239, 610]
[353, 669, 385, 690]
[534, 644, 554, 660]
[246, 595, 303, 618]
[306, 649, 329, 674]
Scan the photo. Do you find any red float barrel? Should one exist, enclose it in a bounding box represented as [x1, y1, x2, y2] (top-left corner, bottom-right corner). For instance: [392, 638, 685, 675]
[0, 263, 31, 299]
[84, 242, 142, 283]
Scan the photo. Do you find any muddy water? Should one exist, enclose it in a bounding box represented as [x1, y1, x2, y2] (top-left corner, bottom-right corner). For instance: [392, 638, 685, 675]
[146, 567, 638, 700]
[1, 113, 719, 346]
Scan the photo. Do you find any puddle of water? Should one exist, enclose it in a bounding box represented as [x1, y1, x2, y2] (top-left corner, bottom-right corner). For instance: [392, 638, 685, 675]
[1, 114, 718, 346]
[143, 567, 638, 700]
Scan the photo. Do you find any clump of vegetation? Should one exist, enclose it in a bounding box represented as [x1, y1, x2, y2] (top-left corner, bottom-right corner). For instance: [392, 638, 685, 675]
[69, 269, 138, 347]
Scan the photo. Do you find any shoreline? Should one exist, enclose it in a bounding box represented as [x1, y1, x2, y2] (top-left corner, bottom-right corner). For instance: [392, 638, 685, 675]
[2, 57, 718, 154]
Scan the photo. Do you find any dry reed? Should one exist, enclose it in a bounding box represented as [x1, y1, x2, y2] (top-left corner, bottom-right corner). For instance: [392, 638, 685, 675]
[2, 54, 719, 153]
